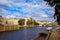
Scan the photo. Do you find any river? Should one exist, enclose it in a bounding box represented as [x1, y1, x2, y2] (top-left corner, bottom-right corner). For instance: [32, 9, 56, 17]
[0, 27, 56, 40]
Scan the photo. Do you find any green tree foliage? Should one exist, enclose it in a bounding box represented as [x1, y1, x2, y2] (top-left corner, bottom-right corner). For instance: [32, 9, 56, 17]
[27, 20, 33, 25]
[27, 19, 39, 25]
[34, 20, 39, 25]
[18, 19, 25, 25]
[44, 0, 60, 25]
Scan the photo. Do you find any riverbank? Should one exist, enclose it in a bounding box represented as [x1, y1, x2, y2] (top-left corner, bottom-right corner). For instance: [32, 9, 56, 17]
[0, 25, 19, 32]
[0, 25, 39, 32]
[0, 24, 58, 32]
[19, 25, 41, 28]
[34, 27, 60, 40]
[48, 27, 60, 40]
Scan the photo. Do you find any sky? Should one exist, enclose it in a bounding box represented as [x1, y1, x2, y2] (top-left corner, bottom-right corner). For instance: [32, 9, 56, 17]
[0, 0, 55, 22]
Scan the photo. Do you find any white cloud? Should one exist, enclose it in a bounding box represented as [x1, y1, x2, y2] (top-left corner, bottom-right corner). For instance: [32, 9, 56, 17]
[6, 15, 15, 18]
[0, 0, 55, 22]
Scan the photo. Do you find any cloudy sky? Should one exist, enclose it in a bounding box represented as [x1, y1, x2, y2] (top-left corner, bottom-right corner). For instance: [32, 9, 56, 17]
[0, 0, 55, 22]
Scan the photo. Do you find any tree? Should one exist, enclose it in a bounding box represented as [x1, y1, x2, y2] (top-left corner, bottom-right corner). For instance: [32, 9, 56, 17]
[18, 19, 25, 26]
[27, 20, 33, 25]
[34, 20, 39, 25]
[44, 0, 60, 25]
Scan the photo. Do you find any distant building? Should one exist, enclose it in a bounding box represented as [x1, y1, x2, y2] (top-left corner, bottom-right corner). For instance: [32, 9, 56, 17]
[0, 16, 2, 24]
[26, 18, 32, 21]
[0, 16, 2, 25]
[6, 18, 19, 25]
[4, 18, 55, 26]
[0, 16, 6, 25]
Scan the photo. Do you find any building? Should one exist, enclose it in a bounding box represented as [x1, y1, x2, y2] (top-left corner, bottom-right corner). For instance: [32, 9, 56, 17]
[0, 16, 3, 24]
[0, 16, 6, 25]
[6, 18, 19, 25]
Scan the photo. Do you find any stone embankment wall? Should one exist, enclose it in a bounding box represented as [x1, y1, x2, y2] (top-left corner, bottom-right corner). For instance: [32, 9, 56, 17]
[0, 25, 19, 32]
[49, 28, 60, 40]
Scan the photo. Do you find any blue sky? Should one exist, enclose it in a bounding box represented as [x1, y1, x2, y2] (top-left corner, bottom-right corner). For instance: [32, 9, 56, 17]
[0, 0, 55, 22]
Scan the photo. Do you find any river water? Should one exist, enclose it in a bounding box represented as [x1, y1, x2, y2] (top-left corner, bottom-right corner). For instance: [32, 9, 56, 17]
[0, 27, 56, 40]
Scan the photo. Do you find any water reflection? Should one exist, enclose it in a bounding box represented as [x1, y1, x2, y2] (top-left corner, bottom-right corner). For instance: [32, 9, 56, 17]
[24, 28, 28, 40]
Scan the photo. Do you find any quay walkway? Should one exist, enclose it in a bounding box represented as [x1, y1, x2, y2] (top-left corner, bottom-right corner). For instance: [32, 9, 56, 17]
[34, 27, 60, 40]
